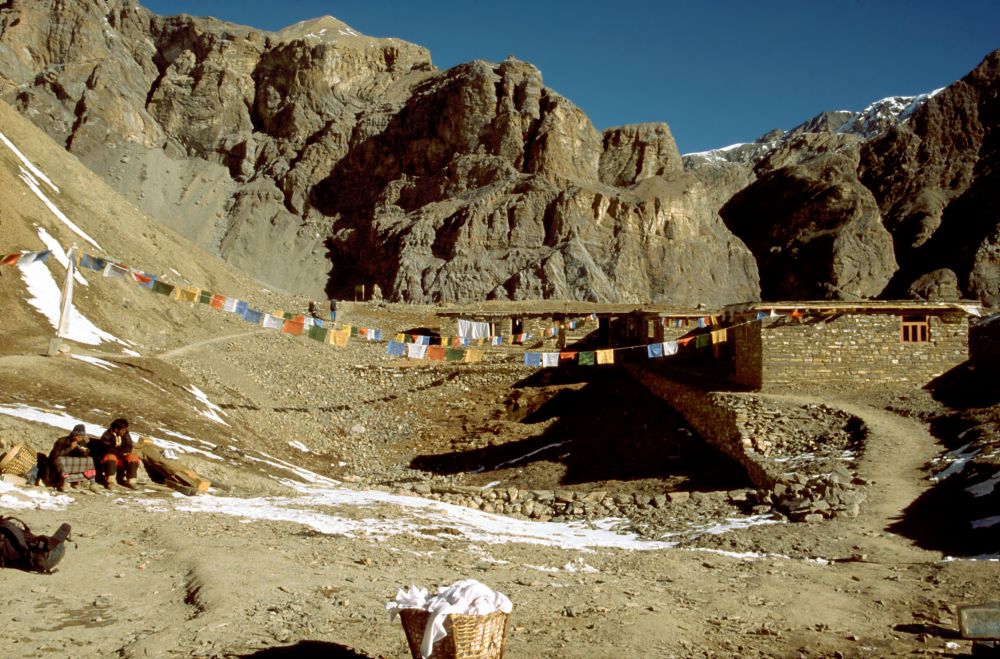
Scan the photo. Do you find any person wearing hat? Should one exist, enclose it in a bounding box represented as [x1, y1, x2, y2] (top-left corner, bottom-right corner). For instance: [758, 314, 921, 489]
[90, 418, 140, 489]
[47, 424, 97, 492]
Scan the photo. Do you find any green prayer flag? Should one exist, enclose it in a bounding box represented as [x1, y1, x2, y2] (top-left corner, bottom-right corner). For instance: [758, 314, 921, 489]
[578, 351, 596, 366]
[696, 334, 710, 348]
[198, 290, 212, 305]
[445, 348, 464, 362]
[308, 325, 328, 343]
[152, 280, 175, 296]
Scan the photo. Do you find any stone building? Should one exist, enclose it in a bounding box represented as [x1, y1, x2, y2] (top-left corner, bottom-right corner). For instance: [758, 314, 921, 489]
[723, 301, 982, 389]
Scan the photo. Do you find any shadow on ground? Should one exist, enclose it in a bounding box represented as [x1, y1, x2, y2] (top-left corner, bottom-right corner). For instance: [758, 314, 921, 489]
[410, 367, 749, 492]
[239, 640, 376, 658]
[887, 460, 999, 557]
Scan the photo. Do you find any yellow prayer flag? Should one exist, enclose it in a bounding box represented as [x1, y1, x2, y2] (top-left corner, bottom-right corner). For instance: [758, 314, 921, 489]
[464, 348, 484, 363]
[711, 329, 727, 344]
[332, 328, 351, 347]
[596, 349, 615, 365]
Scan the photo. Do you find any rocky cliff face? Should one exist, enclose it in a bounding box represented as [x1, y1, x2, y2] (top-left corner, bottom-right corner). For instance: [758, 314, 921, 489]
[692, 53, 999, 307]
[0, 1, 759, 305]
[0, 1, 996, 306]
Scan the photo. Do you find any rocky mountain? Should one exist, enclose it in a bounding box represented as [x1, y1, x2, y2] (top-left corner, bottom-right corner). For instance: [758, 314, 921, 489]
[0, 1, 758, 306]
[0, 1, 996, 307]
[686, 57, 1000, 307]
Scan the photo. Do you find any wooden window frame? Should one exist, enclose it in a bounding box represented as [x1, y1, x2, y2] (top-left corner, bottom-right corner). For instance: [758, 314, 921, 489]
[900, 315, 930, 343]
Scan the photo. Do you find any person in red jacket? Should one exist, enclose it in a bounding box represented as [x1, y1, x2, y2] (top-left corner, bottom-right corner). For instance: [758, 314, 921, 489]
[89, 418, 140, 489]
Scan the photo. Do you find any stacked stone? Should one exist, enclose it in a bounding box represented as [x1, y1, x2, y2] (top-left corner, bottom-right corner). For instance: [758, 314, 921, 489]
[747, 467, 867, 522]
[394, 483, 673, 522]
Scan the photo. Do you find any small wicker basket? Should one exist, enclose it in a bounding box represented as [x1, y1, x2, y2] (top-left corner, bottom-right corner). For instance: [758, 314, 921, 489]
[399, 609, 510, 659]
[0, 443, 36, 477]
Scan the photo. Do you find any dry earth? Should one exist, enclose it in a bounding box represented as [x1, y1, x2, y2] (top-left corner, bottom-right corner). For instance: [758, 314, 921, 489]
[1, 299, 999, 659]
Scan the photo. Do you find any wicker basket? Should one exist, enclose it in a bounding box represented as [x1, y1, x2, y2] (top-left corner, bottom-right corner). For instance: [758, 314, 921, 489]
[399, 609, 509, 659]
[0, 443, 36, 477]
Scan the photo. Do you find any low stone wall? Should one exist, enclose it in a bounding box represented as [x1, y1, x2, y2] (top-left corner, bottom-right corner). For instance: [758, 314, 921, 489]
[391, 482, 679, 522]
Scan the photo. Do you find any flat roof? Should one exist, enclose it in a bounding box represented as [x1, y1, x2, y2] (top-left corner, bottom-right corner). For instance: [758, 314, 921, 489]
[436, 302, 711, 319]
[724, 300, 983, 316]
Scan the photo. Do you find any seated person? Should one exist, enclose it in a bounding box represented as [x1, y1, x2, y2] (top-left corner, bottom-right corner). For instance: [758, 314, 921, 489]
[90, 418, 141, 489]
[48, 424, 96, 492]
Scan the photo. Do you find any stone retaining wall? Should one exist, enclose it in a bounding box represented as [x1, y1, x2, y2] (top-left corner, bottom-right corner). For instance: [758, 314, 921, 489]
[625, 365, 868, 521]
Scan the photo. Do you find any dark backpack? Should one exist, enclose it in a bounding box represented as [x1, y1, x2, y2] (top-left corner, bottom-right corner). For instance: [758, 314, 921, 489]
[0, 516, 72, 574]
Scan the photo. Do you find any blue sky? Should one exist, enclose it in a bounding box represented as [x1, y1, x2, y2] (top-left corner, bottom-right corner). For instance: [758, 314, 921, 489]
[143, 1, 1000, 154]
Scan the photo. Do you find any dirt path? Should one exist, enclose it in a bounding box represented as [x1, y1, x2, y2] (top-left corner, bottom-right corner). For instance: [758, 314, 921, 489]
[759, 392, 940, 559]
[157, 330, 269, 359]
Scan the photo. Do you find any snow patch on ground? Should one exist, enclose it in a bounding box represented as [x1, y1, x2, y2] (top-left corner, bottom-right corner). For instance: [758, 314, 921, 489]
[0, 130, 59, 193]
[17, 257, 122, 346]
[70, 354, 117, 371]
[184, 385, 229, 426]
[36, 226, 88, 286]
[0, 479, 72, 510]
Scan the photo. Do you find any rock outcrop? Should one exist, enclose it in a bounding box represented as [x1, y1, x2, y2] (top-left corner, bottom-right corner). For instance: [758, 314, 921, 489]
[689, 51, 1000, 306]
[0, 1, 760, 305]
[720, 153, 897, 300]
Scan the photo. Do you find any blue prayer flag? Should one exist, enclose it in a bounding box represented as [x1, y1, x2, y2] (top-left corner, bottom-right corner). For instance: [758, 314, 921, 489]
[524, 352, 542, 367]
[387, 341, 405, 357]
[647, 343, 664, 359]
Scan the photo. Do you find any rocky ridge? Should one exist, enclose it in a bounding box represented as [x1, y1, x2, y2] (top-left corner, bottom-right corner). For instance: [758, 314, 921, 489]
[0, 0, 759, 306]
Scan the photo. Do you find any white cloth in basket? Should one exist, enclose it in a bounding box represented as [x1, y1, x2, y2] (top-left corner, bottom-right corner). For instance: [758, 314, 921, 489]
[387, 579, 512, 658]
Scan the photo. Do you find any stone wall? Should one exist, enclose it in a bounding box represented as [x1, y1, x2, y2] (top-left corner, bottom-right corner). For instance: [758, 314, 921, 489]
[626, 367, 780, 489]
[625, 366, 869, 521]
[732, 312, 970, 389]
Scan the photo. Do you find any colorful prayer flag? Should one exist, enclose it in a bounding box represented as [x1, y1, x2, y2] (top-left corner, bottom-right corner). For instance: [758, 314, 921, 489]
[151, 279, 174, 296]
[308, 325, 328, 343]
[262, 314, 284, 330]
[331, 327, 351, 347]
[282, 319, 305, 336]
[131, 270, 154, 287]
